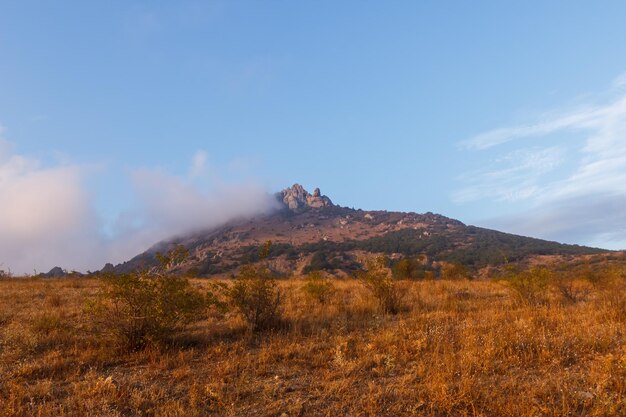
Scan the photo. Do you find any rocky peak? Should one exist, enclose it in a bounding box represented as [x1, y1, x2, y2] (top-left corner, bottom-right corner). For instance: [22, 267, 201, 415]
[280, 183, 333, 211]
[43, 266, 65, 278]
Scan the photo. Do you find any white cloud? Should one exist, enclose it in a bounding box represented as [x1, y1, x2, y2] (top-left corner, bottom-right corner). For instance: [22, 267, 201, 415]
[0, 138, 101, 274]
[457, 73, 626, 248]
[189, 149, 209, 178]
[0, 137, 277, 274]
[460, 108, 599, 150]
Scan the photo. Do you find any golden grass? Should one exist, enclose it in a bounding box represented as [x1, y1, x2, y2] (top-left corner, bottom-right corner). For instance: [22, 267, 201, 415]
[0, 276, 624, 416]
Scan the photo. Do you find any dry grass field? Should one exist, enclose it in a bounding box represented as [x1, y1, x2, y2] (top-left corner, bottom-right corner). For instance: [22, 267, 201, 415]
[0, 273, 624, 416]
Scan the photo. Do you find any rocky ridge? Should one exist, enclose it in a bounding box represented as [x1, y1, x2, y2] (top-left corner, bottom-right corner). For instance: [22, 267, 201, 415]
[108, 183, 606, 277]
[279, 184, 333, 210]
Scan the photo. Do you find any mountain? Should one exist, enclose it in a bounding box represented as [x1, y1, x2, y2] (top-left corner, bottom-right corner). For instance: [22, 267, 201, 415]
[109, 184, 607, 277]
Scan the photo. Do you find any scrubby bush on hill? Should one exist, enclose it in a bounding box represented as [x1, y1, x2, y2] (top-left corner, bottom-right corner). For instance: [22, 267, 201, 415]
[301, 271, 335, 304]
[502, 266, 552, 305]
[391, 258, 427, 280]
[441, 262, 470, 280]
[87, 246, 214, 351]
[238, 243, 298, 263]
[553, 271, 592, 304]
[0, 266, 11, 280]
[219, 241, 284, 331]
[223, 263, 283, 331]
[359, 256, 404, 314]
[302, 249, 361, 274]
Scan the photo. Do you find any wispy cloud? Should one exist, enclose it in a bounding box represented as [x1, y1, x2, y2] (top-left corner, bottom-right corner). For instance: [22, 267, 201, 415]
[456, 73, 626, 248]
[116, 165, 278, 249]
[453, 146, 563, 203]
[0, 134, 277, 274]
[460, 106, 602, 150]
[189, 149, 209, 178]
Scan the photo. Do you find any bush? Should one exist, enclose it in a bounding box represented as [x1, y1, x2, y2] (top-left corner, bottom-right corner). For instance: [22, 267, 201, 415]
[504, 267, 551, 305]
[441, 262, 470, 280]
[391, 258, 426, 280]
[360, 256, 404, 314]
[553, 272, 592, 304]
[155, 245, 189, 268]
[584, 264, 624, 290]
[87, 272, 209, 350]
[303, 250, 361, 274]
[87, 246, 212, 351]
[0, 267, 11, 280]
[223, 264, 283, 331]
[301, 271, 335, 304]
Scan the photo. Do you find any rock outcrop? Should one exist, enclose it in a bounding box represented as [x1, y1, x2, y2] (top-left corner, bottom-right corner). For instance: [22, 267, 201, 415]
[280, 184, 333, 211]
[43, 266, 65, 278]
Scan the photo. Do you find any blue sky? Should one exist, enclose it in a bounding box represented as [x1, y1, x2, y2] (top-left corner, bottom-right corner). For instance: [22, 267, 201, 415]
[2, 1, 626, 272]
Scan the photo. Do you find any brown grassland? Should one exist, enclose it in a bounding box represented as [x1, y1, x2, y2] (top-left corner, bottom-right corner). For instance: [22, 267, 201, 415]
[0, 270, 624, 416]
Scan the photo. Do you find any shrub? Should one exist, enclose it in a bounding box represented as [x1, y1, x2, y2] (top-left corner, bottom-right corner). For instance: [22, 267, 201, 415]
[505, 267, 551, 305]
[87, 271, 209, 350]
[441, 262, 470, 280]
[301, 271, 335, 304]
[87, 246, 211, 351]
[587, 265, 626, 316]
[154, 245, 190, 270]
[360, 256, 404, 314]
[303, 251, 361, 274]
[553, 272, 592, 304]
[0, 267, 11, 280]
[223, 264, 283, 332]
[584, 264, 624, 290]
[391, 258, 426, 280]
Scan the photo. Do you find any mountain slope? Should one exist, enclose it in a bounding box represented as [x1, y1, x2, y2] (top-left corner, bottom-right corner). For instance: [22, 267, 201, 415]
[109, 184, 606, 276]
